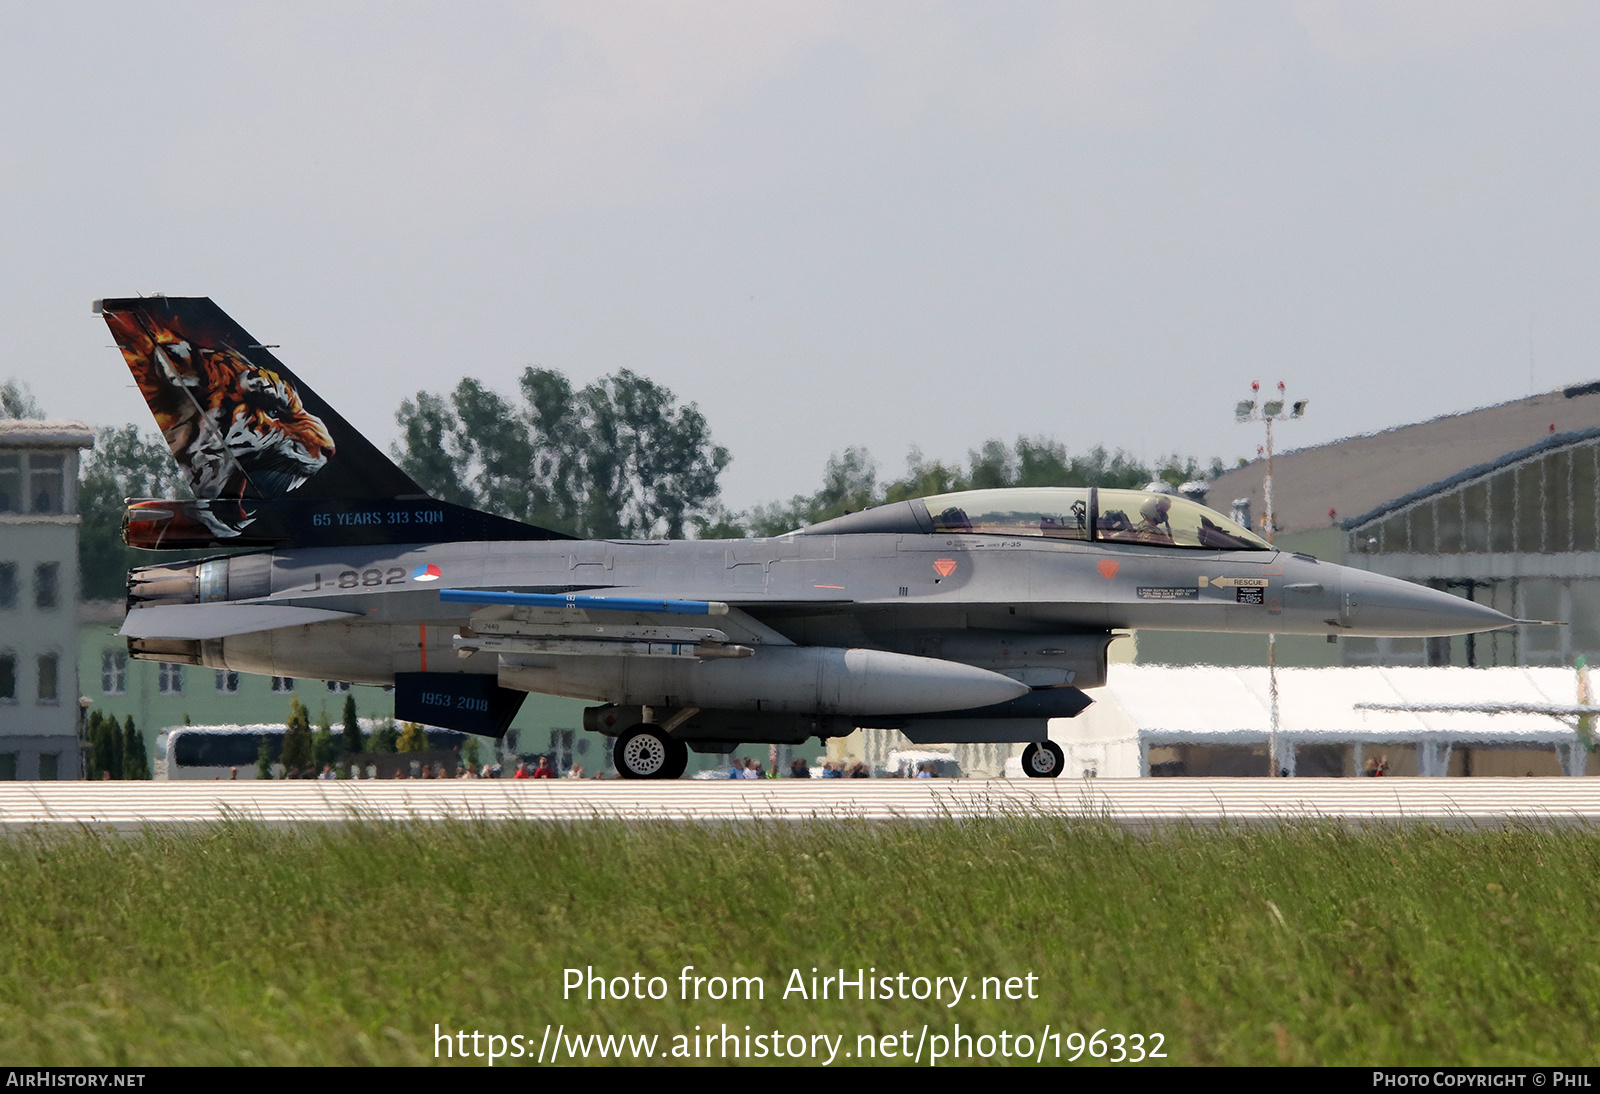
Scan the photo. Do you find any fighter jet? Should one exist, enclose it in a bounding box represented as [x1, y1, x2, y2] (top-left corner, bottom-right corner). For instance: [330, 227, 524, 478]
[99, 297, 1518, 778]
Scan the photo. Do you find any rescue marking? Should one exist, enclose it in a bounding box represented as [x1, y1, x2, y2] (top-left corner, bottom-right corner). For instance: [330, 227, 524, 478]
[933, 559, 958, 578]
[1097, 559, 1120, 579]
[1199, 576, 1268, 588]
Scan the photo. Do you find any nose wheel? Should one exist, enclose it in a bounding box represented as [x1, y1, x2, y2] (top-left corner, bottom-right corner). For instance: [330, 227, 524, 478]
[614, 724, 689, 780]
[1021, 740, 1065, 778]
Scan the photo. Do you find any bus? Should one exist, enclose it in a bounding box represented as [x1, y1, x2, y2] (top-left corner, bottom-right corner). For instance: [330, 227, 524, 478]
[153, 723, 473, 780]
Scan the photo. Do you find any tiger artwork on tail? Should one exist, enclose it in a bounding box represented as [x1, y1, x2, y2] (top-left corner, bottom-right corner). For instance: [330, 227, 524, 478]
[105, 309, 334, 536]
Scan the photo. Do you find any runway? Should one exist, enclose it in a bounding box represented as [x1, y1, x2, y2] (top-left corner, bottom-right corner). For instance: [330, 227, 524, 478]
[4, 778, 1600, 828]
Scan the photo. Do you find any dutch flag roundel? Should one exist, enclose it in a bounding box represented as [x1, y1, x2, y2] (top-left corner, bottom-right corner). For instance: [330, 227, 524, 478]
[412, 564, 442, 582]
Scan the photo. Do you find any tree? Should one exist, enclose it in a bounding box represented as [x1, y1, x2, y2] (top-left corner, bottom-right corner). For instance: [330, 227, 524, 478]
[97, 711, 123, 780]
[0, 379, 43, 420]
[255, 736, 274, 781]
[122, 716, 149, 780]
[341, 694, 361, 756]
[77, 425, 194, 601]
[311, 709, 337, 771]
[86, 710, 120, 780]
[393, 367, 731, 539]
[743, 447, 880, 537]
[281, 698, 313, 775]
[367, 718, 399, 753]
[396, 722, 428, 753]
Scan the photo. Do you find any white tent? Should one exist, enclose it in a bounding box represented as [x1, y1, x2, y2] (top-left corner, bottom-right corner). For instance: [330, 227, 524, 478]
[1051, 666, 1594, 777]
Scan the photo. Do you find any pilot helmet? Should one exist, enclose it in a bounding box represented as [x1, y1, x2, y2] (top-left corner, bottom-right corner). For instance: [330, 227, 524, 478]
[1139, 495, 1172, 523]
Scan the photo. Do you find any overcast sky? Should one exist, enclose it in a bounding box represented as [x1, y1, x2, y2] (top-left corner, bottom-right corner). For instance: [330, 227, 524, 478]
[4, 2, 1599, 510]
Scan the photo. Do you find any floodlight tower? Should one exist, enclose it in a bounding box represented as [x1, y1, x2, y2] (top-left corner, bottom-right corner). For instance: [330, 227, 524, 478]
[1236, 382, 1308, 776]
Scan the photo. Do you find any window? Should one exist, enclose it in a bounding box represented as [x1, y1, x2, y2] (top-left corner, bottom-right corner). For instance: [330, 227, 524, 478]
[216, 670, 239, 693]
[326, 680, 351, 693]
[0, 654, 13, 701]
[38, 754, 58, 781]
[158, 662, 183, 695]
[0, 754, 14, 781]
[0, 563, 13, 609]
[0, 455, 18, 513]
[27, 454, 63, 514]
[101, 649, 127, 695]
[271, 676, 295, 692]
[35, 562, 58, 610]
[37, 654, 58, 704]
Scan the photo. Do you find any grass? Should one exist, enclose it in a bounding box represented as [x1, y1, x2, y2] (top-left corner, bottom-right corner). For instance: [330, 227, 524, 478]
[0, 819, 1596, 1066]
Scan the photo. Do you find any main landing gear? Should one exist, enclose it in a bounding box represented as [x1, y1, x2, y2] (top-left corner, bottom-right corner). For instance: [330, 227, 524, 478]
[1021, 740, 1065, 778]
[613, 724, 689, 780]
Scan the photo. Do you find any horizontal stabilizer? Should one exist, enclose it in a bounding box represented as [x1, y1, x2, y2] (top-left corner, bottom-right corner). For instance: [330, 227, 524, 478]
[440, 589, 730, 616]
[120, 603, 362, 640]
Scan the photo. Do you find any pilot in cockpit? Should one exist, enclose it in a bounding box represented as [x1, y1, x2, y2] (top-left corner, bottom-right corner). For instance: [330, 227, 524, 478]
[1135, 494, 1175, 543]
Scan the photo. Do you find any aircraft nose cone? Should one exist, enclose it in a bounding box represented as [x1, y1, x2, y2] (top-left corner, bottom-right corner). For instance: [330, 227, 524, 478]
[1343, 568, 1516, 637]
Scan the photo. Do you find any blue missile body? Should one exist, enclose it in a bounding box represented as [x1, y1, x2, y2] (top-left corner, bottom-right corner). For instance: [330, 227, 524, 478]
[439, 589, 730, 616]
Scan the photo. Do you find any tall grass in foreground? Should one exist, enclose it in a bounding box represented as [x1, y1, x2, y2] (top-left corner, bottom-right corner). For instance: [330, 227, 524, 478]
[0, 820, 1595, 1066]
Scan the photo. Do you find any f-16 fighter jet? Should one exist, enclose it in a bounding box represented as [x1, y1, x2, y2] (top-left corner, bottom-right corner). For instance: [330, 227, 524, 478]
[99, 297, 1518, 778]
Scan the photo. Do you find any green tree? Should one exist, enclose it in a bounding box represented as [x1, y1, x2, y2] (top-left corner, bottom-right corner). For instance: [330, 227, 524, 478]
[86, 710, 118, 780]
[121, 716, 149, 780]
[311, 709, 337, 771]
[341, 694, 361, 756]
[395, 722, 428, 753]
[281, 698, 313, 775]
[462, 737, 481, 770]
[394, 367, 730, 539]
[0, 379, 43, 420]
[93, 710, 123, 780]
[743, 446, 880, 536]
[367, 717, 399, 753]
[256, 736, 274, 780]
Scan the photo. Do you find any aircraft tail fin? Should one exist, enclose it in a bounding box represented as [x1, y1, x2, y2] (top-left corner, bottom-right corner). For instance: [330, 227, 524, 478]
[96, 295, 418, 503]
[96, 296, 570, 548]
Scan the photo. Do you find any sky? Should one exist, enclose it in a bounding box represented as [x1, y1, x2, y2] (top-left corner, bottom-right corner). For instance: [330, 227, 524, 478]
[3, 1, 1599, 511]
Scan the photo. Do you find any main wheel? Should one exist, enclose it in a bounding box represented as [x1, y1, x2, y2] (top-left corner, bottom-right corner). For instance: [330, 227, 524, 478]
[615, 724, 671, 779]
[1021, 740, 1065, 778]
[662, 735, 689, 780]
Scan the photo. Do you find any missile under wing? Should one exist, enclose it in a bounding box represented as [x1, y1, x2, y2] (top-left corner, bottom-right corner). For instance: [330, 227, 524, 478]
[99, 297, 1519, 779]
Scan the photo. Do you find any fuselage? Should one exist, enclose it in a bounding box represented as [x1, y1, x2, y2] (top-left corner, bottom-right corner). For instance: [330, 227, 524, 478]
[127, 529, 1514, 694]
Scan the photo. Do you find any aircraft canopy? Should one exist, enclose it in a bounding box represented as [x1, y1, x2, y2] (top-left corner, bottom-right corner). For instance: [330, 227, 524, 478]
[925, 488, 1270, 550]
[802, 487, 1270, 550]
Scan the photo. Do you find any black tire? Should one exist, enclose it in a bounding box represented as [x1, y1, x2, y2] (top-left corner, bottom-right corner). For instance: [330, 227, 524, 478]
[662, 736, 689, 780]
[614, 724, 673, 780]
[1021, 740, 1065, 778]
